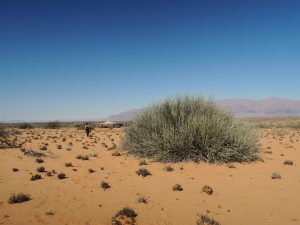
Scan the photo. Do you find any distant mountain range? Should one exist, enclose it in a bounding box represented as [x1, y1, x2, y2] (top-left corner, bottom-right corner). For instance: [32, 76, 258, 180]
[107, 97, 300, 121]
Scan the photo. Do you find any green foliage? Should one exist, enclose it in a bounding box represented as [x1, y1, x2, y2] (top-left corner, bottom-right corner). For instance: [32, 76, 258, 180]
[122, 95, 260, 163]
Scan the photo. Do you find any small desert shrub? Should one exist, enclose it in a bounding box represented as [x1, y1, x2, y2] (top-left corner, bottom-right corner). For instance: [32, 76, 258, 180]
[40, 145, 47, 151]
[137, 196, 148, 204]
[112, 152, 121, 156]
[8, 193, 31, 204]
[197, 214, 220, 225]
[24, 149, 45, 157]
[31, 174, 42, 181]
[36, 158, 44, 163]
[112, 207, 137, 224]
[57, 144, 62, 149]
[19, 123, 33, 129]
[46, 171, 52, 176]
[91, 153, 98, 157]
[37, 166, 45, 172]
[45, 211, 55, 216]
[271, 172, 281, 179]
[101, 181, 111, 190]
[57, 173, 66, 179]
[139, 160, 148, 166]
[173, 184, 183, 191]
[136, 168, 151, 177]
[283, 160, 293, 165]
[88, 168, 96, 173]
[12, 168, 19, 172]
[164, 165, 174, 172]
[65, 162, 73, 167]
[122, 95, 260, 163]
[202, 185, 213, 195]
[227, 163, 236, 168]
[76, 155, 89, 160]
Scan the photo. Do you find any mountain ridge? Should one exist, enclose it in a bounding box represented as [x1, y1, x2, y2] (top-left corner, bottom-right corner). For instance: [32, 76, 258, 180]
[106, 97, 300, 121]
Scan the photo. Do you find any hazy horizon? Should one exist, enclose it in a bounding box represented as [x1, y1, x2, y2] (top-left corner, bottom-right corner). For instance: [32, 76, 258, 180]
[1, 1, 300, 121]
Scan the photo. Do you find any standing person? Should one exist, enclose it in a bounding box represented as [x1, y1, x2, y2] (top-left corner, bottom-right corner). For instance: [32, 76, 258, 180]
[84, 122, 92, 137]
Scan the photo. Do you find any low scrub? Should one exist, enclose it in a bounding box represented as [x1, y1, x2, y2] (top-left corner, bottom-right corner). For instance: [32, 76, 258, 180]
[122, 95, 260, 163]
[271, 172, 281, 179]
[173, 184, 183, 191]
[112, 207, 137, 225]
[101, 181, 111, 190]
[45, 121, 62, 129]
[197, 214, 220, 225]
[8, 193, 31, 204]
[18, 123, 33, 129]
[136, 168, 151, 177]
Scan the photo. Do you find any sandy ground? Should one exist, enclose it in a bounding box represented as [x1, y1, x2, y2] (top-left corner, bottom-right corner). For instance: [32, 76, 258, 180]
[0, 127, 300, 225]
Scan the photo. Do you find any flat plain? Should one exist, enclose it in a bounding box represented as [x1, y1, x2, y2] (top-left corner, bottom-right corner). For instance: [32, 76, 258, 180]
[0, 118, 300, 225]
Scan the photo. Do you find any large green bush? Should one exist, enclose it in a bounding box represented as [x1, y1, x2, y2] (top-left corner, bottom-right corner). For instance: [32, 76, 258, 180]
[122, 95, 260, 163]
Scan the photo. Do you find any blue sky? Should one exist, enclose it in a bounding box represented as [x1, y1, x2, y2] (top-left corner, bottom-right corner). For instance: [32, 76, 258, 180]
[0, 0, 300, 121]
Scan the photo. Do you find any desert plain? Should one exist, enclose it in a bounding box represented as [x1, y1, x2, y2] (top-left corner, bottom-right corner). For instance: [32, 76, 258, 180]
[0, 118, 300, 225]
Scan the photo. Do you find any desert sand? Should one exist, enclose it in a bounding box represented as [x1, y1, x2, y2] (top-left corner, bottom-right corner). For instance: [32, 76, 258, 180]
[0, 126, 300, 225]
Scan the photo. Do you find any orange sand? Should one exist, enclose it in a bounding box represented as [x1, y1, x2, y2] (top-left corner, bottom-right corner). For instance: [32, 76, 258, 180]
[0, 128, 300, 225]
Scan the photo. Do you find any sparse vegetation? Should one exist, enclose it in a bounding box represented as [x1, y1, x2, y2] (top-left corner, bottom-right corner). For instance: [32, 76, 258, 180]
[164, 165, 174, 172]
[138, 160, 147, 166]
[24, 149, 45, 157]
[88, 168, 96, 173]
[45, 121, 62, 129]
[101, 181, 111, 190]
[37, 166, 45, 172]
[45, 210, 55, 216]
[65, 162, 73, 167]
[112, 152, 121, 156]
[227, 163, 236, 168]
[12, 168, 19, 172]
[40, 145, 47, 150]
[57, 173, 66, 179]
[137, 196, 148, 204]
[136, 168, 151, 177]
[112, 207, 137, 225]
[202, 185, 213, 195]
[123, 95, 260, 163]
[18, 123, 34, 129]
[31, 174, 42, 181]
[8, 193, 31, 204]
[283, 160, 293, 165]
[0, 128, 21, 149]
[196, 214, 220, 225]
[46, 171, 52, 176]
[271, 172, 281, 179]
[36, 158, 44, 163]
[76, 155, 89, 160]
[173, 184, 183, 191]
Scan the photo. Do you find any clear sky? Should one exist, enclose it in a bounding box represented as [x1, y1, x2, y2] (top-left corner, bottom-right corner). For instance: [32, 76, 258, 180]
[0, 0, 299, 121]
